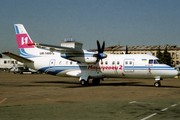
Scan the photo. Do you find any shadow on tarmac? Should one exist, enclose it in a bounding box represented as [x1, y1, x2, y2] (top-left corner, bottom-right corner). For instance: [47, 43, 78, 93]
[32, 81, 180, 88]
[1, 80, 180, 88]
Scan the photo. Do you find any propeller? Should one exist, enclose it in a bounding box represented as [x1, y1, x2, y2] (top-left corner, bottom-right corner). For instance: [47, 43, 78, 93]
[93, 40, 107, 62]
[125, 45, 128, 54]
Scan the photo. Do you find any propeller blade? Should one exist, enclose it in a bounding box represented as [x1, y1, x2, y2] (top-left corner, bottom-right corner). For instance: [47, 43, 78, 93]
[126, 45, 128, 54]
[101, 41, 105, 53]
[97, 40, 101, 53]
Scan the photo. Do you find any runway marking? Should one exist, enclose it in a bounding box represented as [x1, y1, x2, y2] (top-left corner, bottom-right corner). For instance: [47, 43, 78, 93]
[161, 108, 168, 111]
[141, 102, 180, 120]
[141, 113, 157, 120]
[129, 101, 136, 104]
[0, 98, 7, 104]
[171, 104, 177, 107]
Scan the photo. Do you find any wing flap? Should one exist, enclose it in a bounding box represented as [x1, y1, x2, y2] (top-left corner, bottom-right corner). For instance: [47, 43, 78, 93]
[2, 51, 34, 63]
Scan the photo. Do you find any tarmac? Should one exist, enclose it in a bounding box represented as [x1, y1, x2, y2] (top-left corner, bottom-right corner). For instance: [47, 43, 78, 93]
[0, 72, 180, 120]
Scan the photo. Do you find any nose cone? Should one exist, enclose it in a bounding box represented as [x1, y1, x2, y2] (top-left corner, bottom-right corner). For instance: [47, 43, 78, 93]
[171, 69, 179, 77]
[175, 70, 179, 76]
[163, 69, 178, 78]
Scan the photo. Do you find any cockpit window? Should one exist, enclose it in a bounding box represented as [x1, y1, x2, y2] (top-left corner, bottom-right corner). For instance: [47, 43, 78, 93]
[149, 59, 164, 64]
[154, 60, 158, 64]
[149, 60, 153, 64]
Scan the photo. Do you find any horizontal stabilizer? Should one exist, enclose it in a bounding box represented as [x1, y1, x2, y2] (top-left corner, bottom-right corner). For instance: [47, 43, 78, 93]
[2, 51, 34, 63]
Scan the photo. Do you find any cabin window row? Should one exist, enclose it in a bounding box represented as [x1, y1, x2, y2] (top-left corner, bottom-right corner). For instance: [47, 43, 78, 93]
[101, 61, 120, 65]
[4, 60, 17, 64]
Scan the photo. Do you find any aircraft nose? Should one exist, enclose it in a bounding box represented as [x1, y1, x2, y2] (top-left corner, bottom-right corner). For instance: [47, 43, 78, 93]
[173, 69, 179, 76]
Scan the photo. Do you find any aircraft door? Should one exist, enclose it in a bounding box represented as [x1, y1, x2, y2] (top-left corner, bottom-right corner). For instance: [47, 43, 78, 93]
[49, 59, 56, 70]
[123, 59, 134, 73]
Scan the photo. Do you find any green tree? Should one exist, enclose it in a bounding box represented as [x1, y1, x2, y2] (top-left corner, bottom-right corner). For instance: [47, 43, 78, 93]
[162, 45, 172, 66]
[156, 45, 163, 61]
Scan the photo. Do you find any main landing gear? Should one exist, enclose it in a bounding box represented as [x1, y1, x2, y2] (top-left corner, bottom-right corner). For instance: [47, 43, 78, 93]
[80, 79, 89, 85]
[80, 78, 101, 86]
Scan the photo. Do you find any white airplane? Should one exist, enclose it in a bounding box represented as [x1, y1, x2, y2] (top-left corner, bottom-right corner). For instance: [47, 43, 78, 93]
[0, 58, 36, 74]
[2, 24, 178, 87]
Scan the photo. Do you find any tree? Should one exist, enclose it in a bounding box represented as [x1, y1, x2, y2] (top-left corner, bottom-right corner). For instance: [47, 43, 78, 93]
[156, 45, 163, 61]
[162, 45, 172, 66]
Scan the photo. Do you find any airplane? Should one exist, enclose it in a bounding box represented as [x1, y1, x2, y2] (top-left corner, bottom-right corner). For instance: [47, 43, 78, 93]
[2, 24, 178, 87]
[0, 58, 36, 74]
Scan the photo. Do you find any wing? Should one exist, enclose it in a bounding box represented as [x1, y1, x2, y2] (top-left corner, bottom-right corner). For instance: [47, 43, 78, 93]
[28, 43, 98, 63]
[2, 51, 34, 63]
[35, 43, 84, 53]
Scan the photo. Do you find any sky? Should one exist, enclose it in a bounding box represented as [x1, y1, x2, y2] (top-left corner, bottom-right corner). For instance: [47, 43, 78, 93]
[0, 0, 180, 55]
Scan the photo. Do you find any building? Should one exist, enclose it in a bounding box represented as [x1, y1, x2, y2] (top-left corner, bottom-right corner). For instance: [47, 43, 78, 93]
[61, 38, 83, 49]
[103, 45, 180, 67]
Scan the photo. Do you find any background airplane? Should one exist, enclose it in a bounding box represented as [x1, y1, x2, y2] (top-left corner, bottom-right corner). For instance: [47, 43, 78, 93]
[2, 24, 178, 87]
[0, 58, 36, 74]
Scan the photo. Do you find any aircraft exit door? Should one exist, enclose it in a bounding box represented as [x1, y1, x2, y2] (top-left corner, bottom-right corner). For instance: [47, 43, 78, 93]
[49, 59, 56, 69]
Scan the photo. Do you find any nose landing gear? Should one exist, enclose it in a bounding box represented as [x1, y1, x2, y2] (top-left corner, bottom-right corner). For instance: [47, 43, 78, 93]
[154, 81, 161, 87]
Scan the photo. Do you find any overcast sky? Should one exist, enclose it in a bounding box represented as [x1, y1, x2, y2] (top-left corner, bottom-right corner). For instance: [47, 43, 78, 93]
[0, 0, 180, 55]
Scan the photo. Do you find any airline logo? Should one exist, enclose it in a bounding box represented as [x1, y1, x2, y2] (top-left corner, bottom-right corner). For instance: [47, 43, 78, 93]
[88, 65, 123, 70]
[21, 36, 28, 45]
[16, 34, 34, 48]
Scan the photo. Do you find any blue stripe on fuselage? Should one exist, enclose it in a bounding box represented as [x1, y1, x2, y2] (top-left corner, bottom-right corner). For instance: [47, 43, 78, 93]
[38, 66, 87, 75]
[124, 66, 175, 70]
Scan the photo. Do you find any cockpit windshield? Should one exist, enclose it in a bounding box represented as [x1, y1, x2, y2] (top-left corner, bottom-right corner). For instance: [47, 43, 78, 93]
[149, 59, 163, 64]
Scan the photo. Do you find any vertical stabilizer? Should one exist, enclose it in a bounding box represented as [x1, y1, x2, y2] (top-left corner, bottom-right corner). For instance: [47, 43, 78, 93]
[14, 24, 34, 49]
[14, 24, 40, 58]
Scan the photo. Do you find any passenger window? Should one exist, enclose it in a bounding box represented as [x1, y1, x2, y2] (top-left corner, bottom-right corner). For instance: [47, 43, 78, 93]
[105, 61, 108, 65]
[4, 60, 7, 64]
[101, 61, 103, 65]
[125, 61, 128, 64]
[70, 61, 72, 65]
[59, 61, 61, 64]
[112, 61, 115, 65]
[129, 61, 132, 64]
[117, 61, 119, 65]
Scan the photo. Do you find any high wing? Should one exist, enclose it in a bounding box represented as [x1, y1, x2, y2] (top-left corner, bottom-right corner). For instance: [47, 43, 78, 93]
[2, 51, 34, 63]
[35, 43, 84, 53]
[26, 43, 100, 63]
[26, 41, 107, 64]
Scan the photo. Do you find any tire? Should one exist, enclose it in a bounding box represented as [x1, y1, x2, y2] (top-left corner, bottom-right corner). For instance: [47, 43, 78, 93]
[92, 79, 100, 85]
[80, 80, 88, 85]
[154, 82, 161, 87]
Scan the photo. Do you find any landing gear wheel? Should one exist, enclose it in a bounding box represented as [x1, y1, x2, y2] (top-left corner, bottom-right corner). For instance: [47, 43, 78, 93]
[80, 79, 88, 85]
[92, 79, 100, 85]
[154, 81, 161, 87]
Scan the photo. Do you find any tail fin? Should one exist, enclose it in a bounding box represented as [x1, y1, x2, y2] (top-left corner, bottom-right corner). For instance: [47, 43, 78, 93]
[14, 24, 35, 49]
[14, 24, 40, 58]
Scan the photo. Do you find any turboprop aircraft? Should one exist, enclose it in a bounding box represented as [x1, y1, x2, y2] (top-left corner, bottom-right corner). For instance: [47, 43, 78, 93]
[2, 24, 178, 87]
